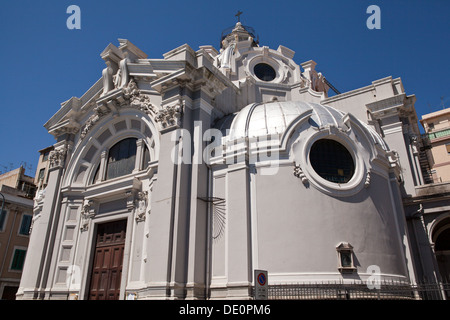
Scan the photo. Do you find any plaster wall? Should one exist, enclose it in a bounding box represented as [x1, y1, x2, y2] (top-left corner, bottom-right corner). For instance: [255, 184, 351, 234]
[253, 165, 409, 282]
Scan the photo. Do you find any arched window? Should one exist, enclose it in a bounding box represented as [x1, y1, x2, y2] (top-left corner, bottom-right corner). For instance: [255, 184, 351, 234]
[433, 220, 450, 285]
[106, 138, 137, 180]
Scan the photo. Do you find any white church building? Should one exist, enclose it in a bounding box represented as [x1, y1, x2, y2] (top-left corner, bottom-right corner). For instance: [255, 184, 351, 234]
[17, 21, 447, 300]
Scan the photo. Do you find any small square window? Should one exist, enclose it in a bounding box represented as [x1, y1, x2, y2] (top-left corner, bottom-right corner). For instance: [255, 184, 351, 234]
[43, 151, 50, 162]
[336, 242, 356, 273]
[446, 144, 450, 154]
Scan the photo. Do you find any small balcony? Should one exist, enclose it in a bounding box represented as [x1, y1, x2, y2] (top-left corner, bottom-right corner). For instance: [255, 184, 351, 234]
[426, 128, 450, 141]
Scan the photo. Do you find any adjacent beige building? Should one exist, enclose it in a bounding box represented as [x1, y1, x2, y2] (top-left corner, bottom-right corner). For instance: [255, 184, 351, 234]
[34, 146, 54, 193]
[420, 108, 450, 183]
[0, 167, 35, 299]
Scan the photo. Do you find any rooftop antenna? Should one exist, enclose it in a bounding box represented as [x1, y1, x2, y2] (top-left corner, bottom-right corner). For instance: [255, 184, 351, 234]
[441, 96, 445, 109]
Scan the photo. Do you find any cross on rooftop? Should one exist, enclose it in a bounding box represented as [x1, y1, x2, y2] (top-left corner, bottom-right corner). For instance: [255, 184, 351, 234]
[235, 10, 243, 22]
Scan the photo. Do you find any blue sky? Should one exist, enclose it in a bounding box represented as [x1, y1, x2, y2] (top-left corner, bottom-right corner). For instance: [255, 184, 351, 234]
[0, 0, 449, 177]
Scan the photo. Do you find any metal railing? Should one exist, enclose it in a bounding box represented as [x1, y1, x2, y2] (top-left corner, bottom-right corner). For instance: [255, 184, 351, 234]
[425, 128, 450, 141]
[252, 280, 450, 300]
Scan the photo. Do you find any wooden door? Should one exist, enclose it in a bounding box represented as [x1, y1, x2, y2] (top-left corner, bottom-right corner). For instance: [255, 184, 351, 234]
[88, 220, 127, 300]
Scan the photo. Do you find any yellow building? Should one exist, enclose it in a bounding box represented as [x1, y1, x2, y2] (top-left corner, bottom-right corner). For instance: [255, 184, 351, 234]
[420, 108, 450, 182]
[0, 167, 35, 299]
[34, 146, 54, 192]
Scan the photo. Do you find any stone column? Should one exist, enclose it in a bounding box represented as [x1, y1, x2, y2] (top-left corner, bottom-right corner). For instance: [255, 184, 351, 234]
[17, 141, 68, 299]
[143, 98, 184, 298]
[134, 139, 145, 172]
[99, 150, 108, 182]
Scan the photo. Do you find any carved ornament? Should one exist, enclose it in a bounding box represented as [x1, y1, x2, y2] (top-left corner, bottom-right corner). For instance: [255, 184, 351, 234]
[155, 100, 184, 131]
[293, 163, 308, 184]
[49, 145, 68, 169]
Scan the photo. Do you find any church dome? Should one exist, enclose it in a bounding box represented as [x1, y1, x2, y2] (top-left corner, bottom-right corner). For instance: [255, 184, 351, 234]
[215, 100, 388, 151]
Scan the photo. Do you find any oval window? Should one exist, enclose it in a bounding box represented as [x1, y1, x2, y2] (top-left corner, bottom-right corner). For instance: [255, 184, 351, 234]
[254, 63, 276, 81]
[309, 139, 355, 183]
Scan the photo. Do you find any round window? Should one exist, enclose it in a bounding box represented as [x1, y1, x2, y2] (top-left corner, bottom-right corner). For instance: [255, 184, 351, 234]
[309, 139, 355, 183]
[254, 63, 276, 81]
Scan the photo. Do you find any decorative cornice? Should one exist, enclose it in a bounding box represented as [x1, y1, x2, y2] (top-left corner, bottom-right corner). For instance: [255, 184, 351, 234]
[48, 118, 80, 137]
[195, 68, 228, 97]
[365, 94, 406, 119]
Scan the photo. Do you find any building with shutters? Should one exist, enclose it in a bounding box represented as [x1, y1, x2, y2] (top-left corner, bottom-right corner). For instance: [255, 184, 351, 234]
[16, 21, 449, 300]
[34, 146, 54, 194]
[0, 167, 34, 299]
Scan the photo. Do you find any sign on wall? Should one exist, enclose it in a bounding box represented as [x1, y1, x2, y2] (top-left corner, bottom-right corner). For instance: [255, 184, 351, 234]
[254, 269, 268, 300]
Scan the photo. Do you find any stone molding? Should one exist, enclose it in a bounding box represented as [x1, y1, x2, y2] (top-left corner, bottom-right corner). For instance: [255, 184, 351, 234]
[134, 191, 148, 222]
[154, 100, 184, 132]
[293, 163, 308, 184]
[80, 78, 157, 140]
[80, 199, 95, 232]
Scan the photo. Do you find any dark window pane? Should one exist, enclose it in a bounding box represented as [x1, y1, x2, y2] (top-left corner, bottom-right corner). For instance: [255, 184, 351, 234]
[340, 251, 352, 267]
[254, 63, 276, 81]
[38, 168, 45, 180]
[0, 210, 6, 231]
[435, 228, 450, 251]
[106, 138, 137, 180]
[11, 249, 26, 270]
[309, 139, 355, 183]
[19, 215, 32, 235]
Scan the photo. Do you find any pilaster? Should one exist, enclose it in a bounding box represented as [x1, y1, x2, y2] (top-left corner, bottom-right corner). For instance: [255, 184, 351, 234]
[225, 164, 252, 299]
[366, 94, 419, 196]
[17, 140, 69, 299]
[185, 103, 211, 299]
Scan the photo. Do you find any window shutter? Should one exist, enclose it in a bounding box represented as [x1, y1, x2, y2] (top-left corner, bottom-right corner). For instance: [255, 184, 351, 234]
[19, 215, 32, 235]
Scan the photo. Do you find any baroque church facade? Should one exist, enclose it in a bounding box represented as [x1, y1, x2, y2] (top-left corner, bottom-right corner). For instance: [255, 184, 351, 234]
[17, 22, 445, 300]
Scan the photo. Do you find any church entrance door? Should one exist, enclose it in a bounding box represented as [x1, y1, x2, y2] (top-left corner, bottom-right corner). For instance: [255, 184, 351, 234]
[88, 220, 127, 300]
